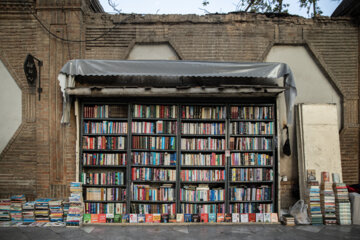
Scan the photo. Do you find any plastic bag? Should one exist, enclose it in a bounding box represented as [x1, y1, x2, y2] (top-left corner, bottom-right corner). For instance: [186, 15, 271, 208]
[289, 200, 310, 224]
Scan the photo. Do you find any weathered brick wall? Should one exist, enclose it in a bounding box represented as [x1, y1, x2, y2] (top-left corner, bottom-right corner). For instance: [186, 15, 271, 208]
[0, 1, 358, 209]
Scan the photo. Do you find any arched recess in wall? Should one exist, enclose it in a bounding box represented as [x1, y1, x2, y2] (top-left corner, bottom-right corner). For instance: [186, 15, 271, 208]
[265, 45, 342, 130]
[0, 58, 22, 154]
[127, 43, 180, 60]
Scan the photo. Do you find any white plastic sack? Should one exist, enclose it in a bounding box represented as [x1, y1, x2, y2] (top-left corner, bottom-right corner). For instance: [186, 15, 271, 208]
[290, 200, 310, 224]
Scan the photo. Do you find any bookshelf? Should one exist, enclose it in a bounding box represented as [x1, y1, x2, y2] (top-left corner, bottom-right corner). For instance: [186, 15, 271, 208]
[80, 100, 277, 220]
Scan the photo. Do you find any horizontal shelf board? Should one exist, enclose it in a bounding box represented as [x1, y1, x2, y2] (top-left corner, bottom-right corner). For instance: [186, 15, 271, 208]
[230, 165, 273, 168]
[84, 200, 126, 203]
[181, 134, 225, 138]
[132, 149, 176, 152]
[132, 180, 176, 184]
[180, 165, 225, 169]
[181, 150, 225, 153]
[83, 185, 127, 187]
[181, 181, 225, 184]
[131, 133, 177, 136]
[83, 133, 128, 136]
[229, 134, 274, 137]
[180, 201, 225, 204]
[82, 149, 127, 152]
[132, 118, 177, 121]
[130, 200, 176, 203]
[229, 181, 273, 184]
[230, 150, 273, 153]
[181, 119, 226, 122]
[83, 118, 128, 121]
[82, 165, 127, 168]
[229, 200, 273, 203]
[131, 165, 176, 168]
[229, 119, 274, 122]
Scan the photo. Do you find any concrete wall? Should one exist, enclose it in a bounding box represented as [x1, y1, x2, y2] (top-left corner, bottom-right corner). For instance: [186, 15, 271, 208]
[127, 43, 179, 60]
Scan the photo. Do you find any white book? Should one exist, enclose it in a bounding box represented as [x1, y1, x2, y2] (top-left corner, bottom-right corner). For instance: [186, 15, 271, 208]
[264, 213, 271, 223]
[240, 213, 248, 223]
[256, 213, 264, 222]
[130, 214, 138, 223]
[232, 213, 239, 223]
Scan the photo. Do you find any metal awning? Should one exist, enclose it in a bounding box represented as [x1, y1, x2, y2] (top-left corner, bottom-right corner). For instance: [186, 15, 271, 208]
[58, 60, 296, 123]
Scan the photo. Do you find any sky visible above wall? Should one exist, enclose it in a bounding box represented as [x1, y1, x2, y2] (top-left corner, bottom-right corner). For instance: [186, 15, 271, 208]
[99, 0, 340, 17]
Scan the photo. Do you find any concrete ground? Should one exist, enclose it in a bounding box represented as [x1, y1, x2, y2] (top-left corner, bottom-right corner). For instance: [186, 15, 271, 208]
[1, 224, 360, 240]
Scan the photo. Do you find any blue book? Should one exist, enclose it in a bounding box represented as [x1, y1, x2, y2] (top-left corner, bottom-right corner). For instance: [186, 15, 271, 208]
[184, 214, 192, 222]
[209, 213, 216, 223]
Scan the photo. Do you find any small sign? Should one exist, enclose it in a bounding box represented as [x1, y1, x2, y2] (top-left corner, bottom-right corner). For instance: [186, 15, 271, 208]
[24, 54, 37, 85]
[225, 150, 230, 157]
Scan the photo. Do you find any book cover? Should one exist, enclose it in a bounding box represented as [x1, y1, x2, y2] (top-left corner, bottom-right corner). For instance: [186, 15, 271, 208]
[256, 213, 264, 223]
[217, 213, 224, 222]
[321, 172, 330, 183]
[240, 213, 249, 223]
[209, 213, 216, 223]
[83, 214, 91, 224]
[145, 214, 153, 223]
[200, 213, 208, 223]
[270, 213, 278, 223]
[161, 214, 169, 223]
[153, 214, 161, 223]
[114, 214, 121, 223]
[249, 213, 256, 222]
[91, 214, 99, 223]
[176, 214, 184, 223]
[138, 214, 145, 223]
[307, 169, 316, 182]
[232, 213, 240, 223]
[169, 214, 176, 223]
[129, 214, 138, 223]
[225, 213, 232, 222]
[192, 214, 200, 222]
[98, 214, 106, 223]
[121, 214, 129, 223]
[184, 214, 192, 222]
[264, 213, 271, 223]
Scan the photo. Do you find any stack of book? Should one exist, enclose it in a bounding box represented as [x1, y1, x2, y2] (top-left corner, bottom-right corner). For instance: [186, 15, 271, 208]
[49, 200, 63, 222]
[35, 199, 51, 222]
[22, 201, 35, 223]
[320, 172, 336, 225]
[282, 214, 295, 226]
[63, 201, 70, 219]
[66, 182, 83, 226]
[306, 170, 323, 225]
[10, 195, 26, 222]
[333, 183, 352, 225]
[0, 199, 11, 221]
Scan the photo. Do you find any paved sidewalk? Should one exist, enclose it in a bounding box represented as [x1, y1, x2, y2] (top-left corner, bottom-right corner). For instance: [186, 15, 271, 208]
[1, 224, 360, 240]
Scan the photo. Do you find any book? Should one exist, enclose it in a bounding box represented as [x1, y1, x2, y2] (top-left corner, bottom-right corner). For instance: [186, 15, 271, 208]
[184, 214, 192, 222]
[83, 214, 91, 223]
[249, 213, 256, 222]
[153, 214, 161, 223]
[122, 214, 129, 223]
[114, 214, 121, 223]
[321, 172, 330, 182]
[161, 214, 169, 223]
[176, 214, 184, 223]
[216, 213, 224, 222]
[240, 213, 249, 223]
[138, 214, 145, 223]
[99, 214, 106, 223]
[264, 213, 271, 223]
[232, 213, 240, 223]
[192, 214, 200, 222]
[224, 213, 232, 222]
[130, 214, 138, 223]
[209, 213, 216, 223]
[307, 169, 316, 182]
[91, 214, 99, 223]
[169, 214, 176, 223]
[256, 213, 264, 222]
[145, 214, 153, 223]
[200, 213, 208, 223]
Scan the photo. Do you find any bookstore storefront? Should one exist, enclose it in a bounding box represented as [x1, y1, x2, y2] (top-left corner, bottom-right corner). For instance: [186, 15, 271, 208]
[58, 59, 296, 223]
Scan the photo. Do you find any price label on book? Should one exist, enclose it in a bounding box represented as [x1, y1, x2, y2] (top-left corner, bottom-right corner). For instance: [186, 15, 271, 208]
[225, 150, 230, 157]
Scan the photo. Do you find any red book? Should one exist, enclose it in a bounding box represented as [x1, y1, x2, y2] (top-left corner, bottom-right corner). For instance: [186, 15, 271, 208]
[248, 213, 256, 222]
[145, 214, 153, 223]
[217, 213, 224, 222]
[98, 214, 106, 223]
[200, 213, 208, 223]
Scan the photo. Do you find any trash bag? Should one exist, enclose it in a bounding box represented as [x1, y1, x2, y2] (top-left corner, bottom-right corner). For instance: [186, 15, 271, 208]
[289, 200, 310, 224]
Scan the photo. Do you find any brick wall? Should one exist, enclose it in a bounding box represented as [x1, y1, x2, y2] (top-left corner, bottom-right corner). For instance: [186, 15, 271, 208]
[0, 1, 358, 209]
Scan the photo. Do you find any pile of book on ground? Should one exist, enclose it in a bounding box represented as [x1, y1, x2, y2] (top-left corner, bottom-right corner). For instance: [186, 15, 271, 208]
[22, 201, 35, 223]
[66, 182, 83, 226]
[306, 170, 323, 225]
[321, 172, 336, 225]
[0, 199, 11, 221]
[49, 200, 64, 222]
[10, 195, 26, 222]
[281, 214, 295, 226]
[35, 199, 51, 222]
[333, 180, 351, 225]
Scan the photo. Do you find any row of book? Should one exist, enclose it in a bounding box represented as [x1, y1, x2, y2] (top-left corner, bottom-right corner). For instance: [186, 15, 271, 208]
[86, 188, 126, 201]
[85, 202, 126, 214]
[133, 104, 177, 119]
[230, 106, 273, 120]
[181, 106, 226, 120]
[231, 153, 273, 166]
[83, 136, 126, 150]
[66, 182, 83, 226]
[229, 203, 273, 213]
[84, 105, 110, 118]
[230, 168, 273, 182]
[84, 121, 128, 134]
[229, 122, 274, 135]
[180, 185, 225, 202]
[83, 153, 127, 166]
[181, 153, 225, 166]
[181, 122, 225, 135]
[132, 152, 176, 166]
[180, 203, 225, 214]
[131, 203, 176, 214]
[180, 170, 225, 182]
[229, 137, 272, 151]
[321, 182, 336, 224]
[334, 183, 351, 225]
[229, 186, 272, 201]
[82, 172, 125, 185]
[181, 138, 226, 151]
[131, 168, 176, 181]
[132, 136, 176, 150]
[132, 121, 177, 134]
[133, 185, 175, 201]
[307, 181, 323, 225]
